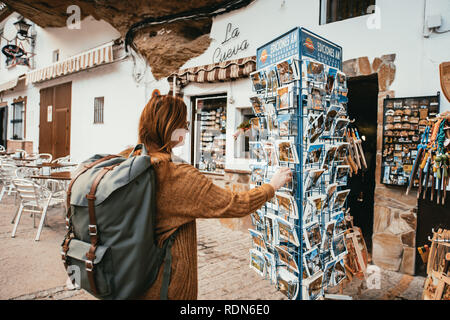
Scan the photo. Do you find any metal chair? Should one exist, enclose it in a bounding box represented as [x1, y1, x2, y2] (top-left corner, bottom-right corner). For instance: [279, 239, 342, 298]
[36, 153, 53, 163]
[0, 163, 18, 203]
[11, 178, 65, 241]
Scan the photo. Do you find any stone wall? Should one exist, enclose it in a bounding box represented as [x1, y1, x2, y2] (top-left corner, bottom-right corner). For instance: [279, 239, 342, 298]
[344, 55, 418, 275]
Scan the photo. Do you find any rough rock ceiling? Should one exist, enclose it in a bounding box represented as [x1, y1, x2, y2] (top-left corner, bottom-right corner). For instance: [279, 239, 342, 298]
[2, 0, 254, 79]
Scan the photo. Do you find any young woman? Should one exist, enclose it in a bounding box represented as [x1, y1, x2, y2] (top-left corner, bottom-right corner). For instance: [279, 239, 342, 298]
[121, 95, 292, 300]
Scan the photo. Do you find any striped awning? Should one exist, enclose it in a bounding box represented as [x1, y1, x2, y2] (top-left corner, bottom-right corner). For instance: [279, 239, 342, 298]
[168, 56, 256, 91]
[26, 42, 114, 85]
[0, 76, 18, 93]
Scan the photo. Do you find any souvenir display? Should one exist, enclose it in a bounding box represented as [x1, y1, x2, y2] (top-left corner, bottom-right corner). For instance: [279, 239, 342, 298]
[381, 95, 440, 186]
[195, 100, 227, 173]
[405, 111, 450, 205]
[248, 28, 350, 300]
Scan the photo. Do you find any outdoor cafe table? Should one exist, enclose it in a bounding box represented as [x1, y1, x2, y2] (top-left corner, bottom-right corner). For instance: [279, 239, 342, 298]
[30, 171, 73, 240]
[30, 171, 73, 181]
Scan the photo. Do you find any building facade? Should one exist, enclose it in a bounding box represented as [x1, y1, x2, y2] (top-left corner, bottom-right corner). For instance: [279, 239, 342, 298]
[0, 0, 449, 276]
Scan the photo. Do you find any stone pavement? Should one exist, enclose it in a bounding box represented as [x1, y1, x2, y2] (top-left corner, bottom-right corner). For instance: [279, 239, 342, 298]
[0, 193, 426, 300]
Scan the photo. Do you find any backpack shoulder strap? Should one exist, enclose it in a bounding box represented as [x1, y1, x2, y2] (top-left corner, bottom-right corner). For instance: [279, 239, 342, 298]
[160, 230, 178, 300]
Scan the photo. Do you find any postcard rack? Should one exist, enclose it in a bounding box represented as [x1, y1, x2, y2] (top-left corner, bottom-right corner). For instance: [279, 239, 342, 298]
[247, 28, 352, 300]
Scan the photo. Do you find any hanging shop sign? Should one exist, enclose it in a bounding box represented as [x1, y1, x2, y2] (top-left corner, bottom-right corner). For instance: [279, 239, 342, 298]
[440, 62, 450, 102]
[256, 28, 342, 70]
[1, 43, 31, 67]
[212, 22, 250, 63]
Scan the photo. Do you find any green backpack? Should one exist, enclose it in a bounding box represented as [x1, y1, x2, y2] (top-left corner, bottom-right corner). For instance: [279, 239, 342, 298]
[61, 144, 176, 299]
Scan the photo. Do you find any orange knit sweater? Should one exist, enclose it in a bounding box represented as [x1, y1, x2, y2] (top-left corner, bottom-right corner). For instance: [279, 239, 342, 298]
[138, 152, 275, 300]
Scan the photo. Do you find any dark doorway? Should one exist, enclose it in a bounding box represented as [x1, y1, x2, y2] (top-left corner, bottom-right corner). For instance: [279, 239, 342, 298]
[346, 74, 379, 252]
[0, 106, 7, 148]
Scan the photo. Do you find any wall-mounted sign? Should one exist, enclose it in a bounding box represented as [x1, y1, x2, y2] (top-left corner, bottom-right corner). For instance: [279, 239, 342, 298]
[47, 105, 52, 122]
[440, 62, 450, 102]
[212, 23, 250, 63]
[256, 28, 342, 70]
[1, 43, 32, 67]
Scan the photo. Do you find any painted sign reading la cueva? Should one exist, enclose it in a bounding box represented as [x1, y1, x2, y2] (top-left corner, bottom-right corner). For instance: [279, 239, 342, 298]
[213, 22, 250, 64]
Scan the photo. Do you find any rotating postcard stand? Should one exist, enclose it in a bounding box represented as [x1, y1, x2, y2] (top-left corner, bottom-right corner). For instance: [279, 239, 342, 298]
[248, 28, 351, 300]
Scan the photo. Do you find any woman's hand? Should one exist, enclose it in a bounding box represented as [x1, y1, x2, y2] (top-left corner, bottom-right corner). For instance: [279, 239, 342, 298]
[269, 167, 293, 191]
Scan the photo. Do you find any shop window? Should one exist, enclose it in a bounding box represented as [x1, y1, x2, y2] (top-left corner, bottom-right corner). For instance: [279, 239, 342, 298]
[192, 95, 227, 174]
[320, 0, 376, 25]
[11, 101, 24, 140]
[94, 97, 104, 124]
[234, 107, 253, 159]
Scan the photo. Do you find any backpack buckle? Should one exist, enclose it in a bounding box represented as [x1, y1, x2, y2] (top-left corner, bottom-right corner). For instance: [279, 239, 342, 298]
[85, 260, 94, 272]
[88, 224, 98, 236]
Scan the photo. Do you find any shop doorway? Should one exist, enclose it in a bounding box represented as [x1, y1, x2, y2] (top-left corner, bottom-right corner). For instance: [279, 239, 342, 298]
[0, 106, 7, 148]
[39, 82, 72, 159]
[346, 74, 379, 252]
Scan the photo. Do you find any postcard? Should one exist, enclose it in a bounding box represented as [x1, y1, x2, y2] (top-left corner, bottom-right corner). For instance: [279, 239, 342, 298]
[264, 251, 277, 283]
[307, 88, 324, 111]
[303, 222, 322, 250]
[266, 65, 279, 93]
[334, 165, 350, 186]
[333, 189, 350, 210]
[277, 267, 299, 300]
[331, 234, 348, 260]
[249, 249, 266, 277]
[332, 118, 350, 137]
[250, 209, 264, 228]
[303, 168, 325, 192]
[277, 113, 297, 137]
[324, 105, 342, 134]
[306, 113, 325, 144]
[332, 211, 347, 235]
[250, 163, 266, 184]
[326, 67, 337, 95]
[276, 216, 300, 247]
[249, 141, 266, 164]
[302, 271, 324, 300]
[276, 57, 298, 85]
[334, 143, 350, 162]
[275, 192, 298, 219]
[276, 84, 295, 111]
[250, 96, 265, 115]
[275, 139, 299, 164]
[263, 141, 278, 167]
[303, 194, 325, 225]
[248, 229, 267, 251]
[333, 259, 347, 286]
[305, 60, 326, 84]
[304, 143, 324, 167]
[322, 183, 337, 211]
[322, 145, 337, 168]
[264, 214, 277, 246]
[250, 70, 265, 92]
[258, 116, 269, 139]
[266, 113, 278, 136]
[323, 259, 336, 288]
[275, 245, 299, 273]
[320, 220, 335, 252]
[303, 247, 323, 277]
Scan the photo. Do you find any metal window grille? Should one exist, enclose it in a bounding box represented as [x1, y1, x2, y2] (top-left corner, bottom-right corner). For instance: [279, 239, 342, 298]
[94, 97, 104, 124]
[11, 101, 24, 140]
[323, 0, 375, 24]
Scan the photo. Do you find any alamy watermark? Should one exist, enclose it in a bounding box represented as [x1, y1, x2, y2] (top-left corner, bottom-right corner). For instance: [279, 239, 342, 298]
[67, 5, 81, 30]
[366, 5, 381, 30]
[365, 265, 381, 290]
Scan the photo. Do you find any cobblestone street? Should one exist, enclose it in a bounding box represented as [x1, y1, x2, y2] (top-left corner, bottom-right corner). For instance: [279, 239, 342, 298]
[0, 195, 425, 300]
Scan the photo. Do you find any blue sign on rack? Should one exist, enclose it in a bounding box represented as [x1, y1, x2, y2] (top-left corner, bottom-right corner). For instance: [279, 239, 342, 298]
[256, 28, 342, 70]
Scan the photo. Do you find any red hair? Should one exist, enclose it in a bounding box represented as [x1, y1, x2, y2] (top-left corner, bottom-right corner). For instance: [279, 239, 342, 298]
[119, 95, 187, 158]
